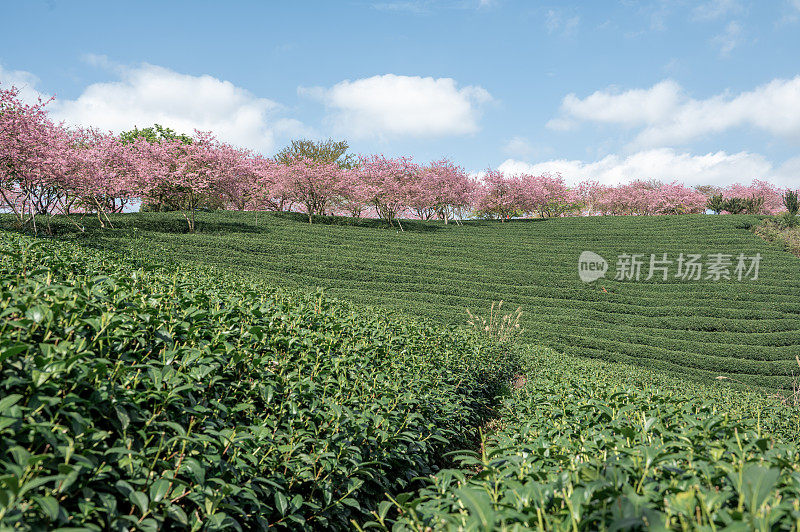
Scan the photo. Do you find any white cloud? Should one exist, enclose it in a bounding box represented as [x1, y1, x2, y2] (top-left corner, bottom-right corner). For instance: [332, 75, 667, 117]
[502, 136, 533, 158]
[549, 76, 800, 147]
[712, 20, 742, 55]
[545, 9, 580, 36]
[47, 62, 305, 153]
[548, 80, 684, 131]
[692, 0, 742, 20]
[302, 74, 492, 139]
[0, 64, 46, 105]
[775, 155, 800, 183]
[778, 0, 800, 25]
[497, 148, 793, 187]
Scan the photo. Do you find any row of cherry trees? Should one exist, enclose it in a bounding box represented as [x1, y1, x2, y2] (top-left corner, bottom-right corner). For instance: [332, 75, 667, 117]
[0, 84, 792, 233]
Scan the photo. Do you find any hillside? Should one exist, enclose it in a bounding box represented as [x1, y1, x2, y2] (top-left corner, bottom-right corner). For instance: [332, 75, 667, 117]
[3, 227, 800, 530]
[53, 211, 800, 389]
[0, 231, 519, 529]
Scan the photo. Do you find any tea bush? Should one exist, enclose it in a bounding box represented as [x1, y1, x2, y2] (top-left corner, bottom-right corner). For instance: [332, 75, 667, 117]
[0, 231, 519, 530]
[4, 219, 800, 530]
[391, 348, 800, 531]
[34, 211, 800, 390]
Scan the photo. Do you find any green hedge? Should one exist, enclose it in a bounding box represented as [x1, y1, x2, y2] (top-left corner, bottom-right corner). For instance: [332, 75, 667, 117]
[0, 232, 519, 530]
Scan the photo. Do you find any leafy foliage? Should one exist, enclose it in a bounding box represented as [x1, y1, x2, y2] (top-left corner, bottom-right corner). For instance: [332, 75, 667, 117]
[33, 211, 800, 390]
[391, 347, 800, 531]
[783, 190, 798, 217]
[119, 124, 194, 146]
[4, 214, 800, 529]
[756, 218, 800, 256]
[274, 138, 356, 169]
[723, 197, 748, 214]
[706, 193, 725, 214]
[745, 194, 766, 215]
[0, 231, 519, 530]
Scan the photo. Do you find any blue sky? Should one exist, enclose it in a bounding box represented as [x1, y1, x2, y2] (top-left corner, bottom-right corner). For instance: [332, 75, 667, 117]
[2, 0, 799, 186]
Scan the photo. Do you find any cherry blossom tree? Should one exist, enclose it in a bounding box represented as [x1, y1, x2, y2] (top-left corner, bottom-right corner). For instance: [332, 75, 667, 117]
[215, 145, 255, 211]
[580, 179, 706, 215]
[336, 167, 367, 218]
[652, 182, 707, 214]
[418, 159, 475, 224]
[530, 173, 576, 217]
[354, 155, 418, 230]
[3, 82, 795, 234]
[0, 84, 76, 234]
[724, 180, 786, 214]
[131, 131, 229, 232]
[64, 128, 140, 228]
[278, 157, 346, 223]
[475, 170, 525, 220]
[407, 167, 436, 221]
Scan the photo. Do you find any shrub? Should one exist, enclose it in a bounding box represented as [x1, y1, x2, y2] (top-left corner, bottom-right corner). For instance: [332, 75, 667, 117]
[744, 194, 766, 214]
[390, 348, 800, 530]
[783, 190, 798, 217]
[723, 197, 748, 214]
[755, 217, 800, 256]
[779, 211, 799, 229]
[0, 232, 519, 530]
[706, 193, 724, 214]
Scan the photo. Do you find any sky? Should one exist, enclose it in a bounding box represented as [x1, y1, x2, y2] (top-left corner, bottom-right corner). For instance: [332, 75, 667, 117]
[2, 0, 800, 187]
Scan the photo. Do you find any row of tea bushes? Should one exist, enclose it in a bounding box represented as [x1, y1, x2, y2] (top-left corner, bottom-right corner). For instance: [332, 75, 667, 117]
[391, 347, 800, 530]
[39, 211, 800, 390]
[0, 231, 519, 530]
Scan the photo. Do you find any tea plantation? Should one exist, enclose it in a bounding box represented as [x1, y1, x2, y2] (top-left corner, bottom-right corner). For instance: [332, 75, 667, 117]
[60, 211, 800, 390]
[393, 349, 800, 531]
[0, 231, 521, 529]
[3, 226, 800, 529]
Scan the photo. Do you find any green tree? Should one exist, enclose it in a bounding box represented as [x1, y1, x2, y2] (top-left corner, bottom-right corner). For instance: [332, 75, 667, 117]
[781, 190, 799, 227]
[706, 193, 724, 214]
[119, 124, 193, 145]
[784, 190, 799, 216]
[744, 194, 765, 214]
[275, 138, 356, 168]
[723, 197, 747, 214]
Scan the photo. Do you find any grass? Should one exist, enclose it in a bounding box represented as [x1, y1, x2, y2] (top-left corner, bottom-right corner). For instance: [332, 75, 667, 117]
[20, 210, 800, 390]
[756, 218, 800, 257]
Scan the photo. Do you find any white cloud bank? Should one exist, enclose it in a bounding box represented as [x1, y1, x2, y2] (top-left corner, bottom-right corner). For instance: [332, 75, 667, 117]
[1, 61, 305, 154]
[549, 77, 800, 147]
[301, 74, 492, 139]
[499, 148, 799, 188]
